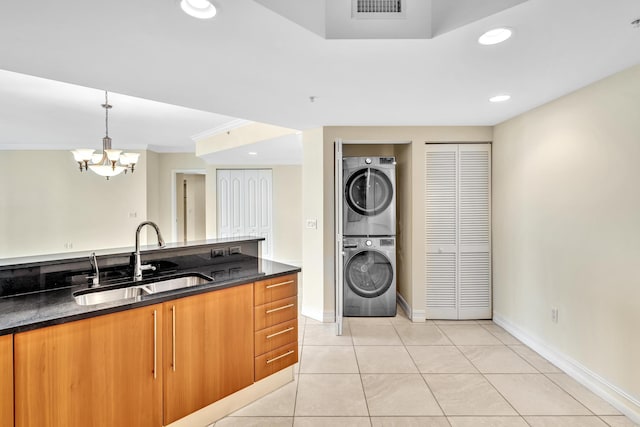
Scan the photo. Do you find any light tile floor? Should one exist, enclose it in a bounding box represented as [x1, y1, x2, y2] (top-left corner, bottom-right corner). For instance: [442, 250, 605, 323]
[214, 309, 638, 427]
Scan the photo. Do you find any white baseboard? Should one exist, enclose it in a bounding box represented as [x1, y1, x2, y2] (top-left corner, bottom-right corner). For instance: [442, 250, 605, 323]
[397, 293, 426, 322]
[493, 312, 640, 424]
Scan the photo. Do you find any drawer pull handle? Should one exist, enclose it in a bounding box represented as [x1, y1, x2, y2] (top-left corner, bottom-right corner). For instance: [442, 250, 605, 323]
[267, 350, 295, 364]
[266, 326, 295, 339]
[266, 280, 294, 289]
[153, 310, 157, 380]
[172, 305, 176, 372]
[266, 303, 295, 314]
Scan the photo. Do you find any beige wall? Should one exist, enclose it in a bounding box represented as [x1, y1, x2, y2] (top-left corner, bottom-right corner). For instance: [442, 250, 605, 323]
[151, 153, 207, 242]
[493, 64, 640, 417]
[301, 128, 327, 320]
[342, 144, 396, 157]
[149, 153, 302, 264]
[0, 150, 300, 263]
[272, 166, 302, 265]
[0, 150, 148, 258]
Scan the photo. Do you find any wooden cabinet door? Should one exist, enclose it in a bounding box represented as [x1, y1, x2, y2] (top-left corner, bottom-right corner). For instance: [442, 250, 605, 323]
[0, 334, 13, 427]
[14, 305, 163, 427]
[163, 283, 254, 424]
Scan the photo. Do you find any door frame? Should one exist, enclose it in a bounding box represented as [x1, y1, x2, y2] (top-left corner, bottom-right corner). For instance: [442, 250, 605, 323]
[171, 169, 206, 243]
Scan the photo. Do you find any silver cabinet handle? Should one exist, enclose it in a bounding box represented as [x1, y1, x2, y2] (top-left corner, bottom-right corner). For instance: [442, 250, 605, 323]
[266, 326, 295, 339]
[153, 309, 157, 379]
[266, 280, 294, 289]
[266, 303, 294, 314]
[172, 305, 176, 372]
[266, 350, 295, 364]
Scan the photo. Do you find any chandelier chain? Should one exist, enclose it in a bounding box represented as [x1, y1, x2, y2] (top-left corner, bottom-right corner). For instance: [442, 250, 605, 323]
[104, 91, 109, 138]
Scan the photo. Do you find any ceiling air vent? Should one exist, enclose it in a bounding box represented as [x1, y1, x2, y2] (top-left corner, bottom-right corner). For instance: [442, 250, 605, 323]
[352, 0, 406, 19]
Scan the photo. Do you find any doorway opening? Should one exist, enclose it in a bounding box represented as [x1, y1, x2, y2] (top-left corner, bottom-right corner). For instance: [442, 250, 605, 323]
[174, 172, 206, 243]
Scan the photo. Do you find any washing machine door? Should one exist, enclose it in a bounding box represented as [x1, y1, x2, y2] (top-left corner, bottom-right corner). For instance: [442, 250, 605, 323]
[345, 250, 394, 298]
[345, 168, 393, 216]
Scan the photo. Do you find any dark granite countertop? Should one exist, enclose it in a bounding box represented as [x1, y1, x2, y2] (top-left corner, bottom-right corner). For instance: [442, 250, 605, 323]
[0, 257, 300, 336]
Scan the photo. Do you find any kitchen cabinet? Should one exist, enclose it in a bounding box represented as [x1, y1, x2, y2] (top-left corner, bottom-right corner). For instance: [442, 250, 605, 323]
[14, 305, 163, 427]
[254, 274, 298, 381]
[0, 334, 13, 427]
[163, 283, 254, 425]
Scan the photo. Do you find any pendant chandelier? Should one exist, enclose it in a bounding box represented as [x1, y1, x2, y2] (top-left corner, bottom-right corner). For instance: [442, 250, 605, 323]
[71, 91, 140, 180]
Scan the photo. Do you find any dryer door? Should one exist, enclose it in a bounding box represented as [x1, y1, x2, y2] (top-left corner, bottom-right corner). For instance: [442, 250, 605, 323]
[345, 250, 394, 298]
[345, 168, 393, 217]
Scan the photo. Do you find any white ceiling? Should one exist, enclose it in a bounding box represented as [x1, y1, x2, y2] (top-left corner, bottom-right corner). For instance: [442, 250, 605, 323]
[0, 69, 237, 152]
[0, 0, 639, 154]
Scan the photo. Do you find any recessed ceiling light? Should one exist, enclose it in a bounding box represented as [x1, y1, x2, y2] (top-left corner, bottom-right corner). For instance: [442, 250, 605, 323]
[248, 152, 258, 156]
[478, 27, 512, 45]
[181, 0, 217, 19]
[489, 94, 511, 103]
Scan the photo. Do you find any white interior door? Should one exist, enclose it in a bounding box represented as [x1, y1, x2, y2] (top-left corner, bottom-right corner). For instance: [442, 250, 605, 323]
[217, 169, 273, 258]
[425, 144, 491, 320]
[458, 145, 491, 319]
[217, 170, 244, 239]
[425, 145, 459, 319]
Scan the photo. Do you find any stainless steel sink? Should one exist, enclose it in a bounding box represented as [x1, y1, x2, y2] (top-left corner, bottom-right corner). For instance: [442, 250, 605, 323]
[143, 274, 210, 294]
[74, 286, 151, 306]
[73, 273, 213, 306]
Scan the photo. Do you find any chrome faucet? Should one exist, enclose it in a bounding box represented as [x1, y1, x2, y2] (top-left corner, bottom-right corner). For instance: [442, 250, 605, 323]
[88, 251, 100, 287]
[133, 221, 165, 281]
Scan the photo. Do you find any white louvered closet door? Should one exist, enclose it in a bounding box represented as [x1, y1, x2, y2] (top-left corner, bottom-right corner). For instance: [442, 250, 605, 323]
[425, 144, 491, 320]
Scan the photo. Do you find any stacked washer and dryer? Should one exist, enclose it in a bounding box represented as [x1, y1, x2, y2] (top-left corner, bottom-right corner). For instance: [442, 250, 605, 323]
[342, 157, 397, 317]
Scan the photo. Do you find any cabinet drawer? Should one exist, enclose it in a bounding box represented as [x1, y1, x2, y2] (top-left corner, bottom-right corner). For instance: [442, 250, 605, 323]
[254, 296, 297, 330]
[255, 341, 298, 382]
[254, 274, 297, 306]
[255, 318, 298, 356]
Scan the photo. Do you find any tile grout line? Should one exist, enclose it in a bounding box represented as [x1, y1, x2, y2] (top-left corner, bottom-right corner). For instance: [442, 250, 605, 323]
[435, 321, 529, 425]
[393, 320, 452, 424]
[350, 320, 374, 424]
[540, 371, 600, 418]
[291, 316, 305, 425]
[479, 322, 599, 420]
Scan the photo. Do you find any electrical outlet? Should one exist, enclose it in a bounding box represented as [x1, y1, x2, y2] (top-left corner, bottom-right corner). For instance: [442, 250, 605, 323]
[211, 248, 224, 258]
[306, 219, 317, 229]
[64, 242, 73, 249]
[551, 307, 559, 324]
